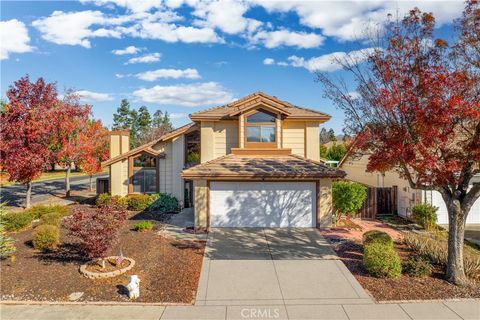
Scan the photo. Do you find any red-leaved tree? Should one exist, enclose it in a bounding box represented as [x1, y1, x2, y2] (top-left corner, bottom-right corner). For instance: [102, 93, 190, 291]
[66, 205, 128, 268]
[318, 4, 480, 285]
[0, 76, 59, 208]
[53, 93, 91, 197]
[78, 120, 109, 191]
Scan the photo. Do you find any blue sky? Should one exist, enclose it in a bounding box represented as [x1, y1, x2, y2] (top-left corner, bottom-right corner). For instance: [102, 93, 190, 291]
[0, 0, 464, 133]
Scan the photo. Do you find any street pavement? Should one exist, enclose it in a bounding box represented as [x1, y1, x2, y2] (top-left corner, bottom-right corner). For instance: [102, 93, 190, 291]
[0, 174, 107, 208]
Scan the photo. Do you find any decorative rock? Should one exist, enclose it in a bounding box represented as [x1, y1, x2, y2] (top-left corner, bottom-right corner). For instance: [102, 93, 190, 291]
[68, 292, 84, 301]
[79, 256, 135, 279]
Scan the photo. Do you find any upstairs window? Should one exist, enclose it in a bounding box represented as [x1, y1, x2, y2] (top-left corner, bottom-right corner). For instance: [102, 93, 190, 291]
[245, 109, 277, 147]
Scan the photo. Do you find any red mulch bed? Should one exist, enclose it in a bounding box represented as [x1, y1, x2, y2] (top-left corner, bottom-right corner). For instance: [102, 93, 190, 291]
[1, 215, 205, 303]
[320, 219, 480, 301]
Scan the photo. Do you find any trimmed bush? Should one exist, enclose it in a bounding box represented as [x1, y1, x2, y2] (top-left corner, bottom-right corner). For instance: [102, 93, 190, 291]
[111, 196, 129, 209]
[41, 212, 63, 226]
[25, 204, 69, 219]
[149, 193, 179, 212]
[332, 181, 367, 221]
[363, 242, 402, 278]
[403, 257, 432, 277]
[1, 211, 34, 231]
[411, 203, 438, 231]
[363, 230, 394, 248]
[33, 225, 60, 251]
[403, 232, 480, 279]
[133, 221, 154, 232]
[96, 193, 112, 206]
[126, 194, 151, 211]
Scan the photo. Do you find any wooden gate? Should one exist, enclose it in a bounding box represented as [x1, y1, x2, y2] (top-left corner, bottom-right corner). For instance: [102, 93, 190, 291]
[357, 186, 398, 219]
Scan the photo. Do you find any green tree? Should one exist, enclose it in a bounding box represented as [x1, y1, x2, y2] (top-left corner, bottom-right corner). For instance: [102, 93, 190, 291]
[112, 99, 132, 130]
[139, 110, 174, 145]
[332, 181, 367, 223]
[328, 128, 336, 141]
[325, 143, 347, 161]
[319, 144, 328, 159]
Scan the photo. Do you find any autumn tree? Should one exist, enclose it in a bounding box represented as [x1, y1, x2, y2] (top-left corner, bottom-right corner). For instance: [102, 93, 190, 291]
[0, 76, 59, 208]
[66, 205, 128, 269]
[317, 5, 480, 285]
[53, 93, 91, 197]
[78, 120, 109, 191]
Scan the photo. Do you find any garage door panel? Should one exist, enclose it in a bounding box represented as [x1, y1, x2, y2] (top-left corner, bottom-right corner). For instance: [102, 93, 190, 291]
[210, 182, 315, 228]
[431, 190, 480, 225]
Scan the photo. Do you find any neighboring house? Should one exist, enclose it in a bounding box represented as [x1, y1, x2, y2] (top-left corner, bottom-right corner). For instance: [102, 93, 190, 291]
[339, 150, 480, 225]
[103, 92, 345, 229]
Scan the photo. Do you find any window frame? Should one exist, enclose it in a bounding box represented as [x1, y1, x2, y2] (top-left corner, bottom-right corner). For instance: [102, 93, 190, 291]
[244, 109, 278, 148]
[129, 153, 158, 194]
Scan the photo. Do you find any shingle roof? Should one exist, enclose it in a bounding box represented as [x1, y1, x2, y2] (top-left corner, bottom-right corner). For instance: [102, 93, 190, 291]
[189, 92, 331, 121]
[181, 154, 346, 180]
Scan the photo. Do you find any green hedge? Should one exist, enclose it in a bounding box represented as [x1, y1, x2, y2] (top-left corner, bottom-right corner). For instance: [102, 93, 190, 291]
[362, 230, 393, 248]
[403, 257, 432, 277]
[332, 181, 367, 219]
[133, 221, 154, 232]
[25, 204, 69, 219]
[1, 211, 34, 231]
[363, 242, 402, 278]
[96, 193, 179, 213]
[149, 193, 179, 212]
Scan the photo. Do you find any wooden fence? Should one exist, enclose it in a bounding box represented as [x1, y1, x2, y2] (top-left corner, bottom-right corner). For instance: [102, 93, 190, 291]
[357, 186, 398, 219]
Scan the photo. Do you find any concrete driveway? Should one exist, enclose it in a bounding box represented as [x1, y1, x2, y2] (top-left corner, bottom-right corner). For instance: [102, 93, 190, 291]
[195, 228, 372, 306]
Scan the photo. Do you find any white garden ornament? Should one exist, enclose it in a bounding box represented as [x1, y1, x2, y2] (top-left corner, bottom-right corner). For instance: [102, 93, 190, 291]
[126, 275, 140, 299]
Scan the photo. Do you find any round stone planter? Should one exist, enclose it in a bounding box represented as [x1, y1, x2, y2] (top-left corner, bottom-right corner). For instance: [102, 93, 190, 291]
[79, 257, 135, 279]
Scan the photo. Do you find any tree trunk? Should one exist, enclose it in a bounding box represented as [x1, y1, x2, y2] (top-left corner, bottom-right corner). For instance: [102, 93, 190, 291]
[446, 197, 468, 286]
[65, 164, 71, 197]
[25, 181, 32, 209]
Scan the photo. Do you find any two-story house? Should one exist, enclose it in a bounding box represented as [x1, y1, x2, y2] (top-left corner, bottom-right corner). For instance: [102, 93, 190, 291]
[103, 92, 346, 229]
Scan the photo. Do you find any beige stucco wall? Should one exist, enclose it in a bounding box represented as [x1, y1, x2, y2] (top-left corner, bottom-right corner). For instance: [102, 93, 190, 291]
[110, 159, 128, 196]
[341, 154, 416, 217]
[171, 135, 185, 203]
[305, 121, 320, 161]
[318, 179, 333, 227]
[193, 180, 208, 229]
[200, 121, 215, 163]
[214, 120, 238, 159]
[282, 121, 305, 157]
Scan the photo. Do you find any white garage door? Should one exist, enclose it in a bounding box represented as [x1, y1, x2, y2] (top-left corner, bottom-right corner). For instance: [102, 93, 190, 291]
[210, 181, 316, 228]
[431, 191, 480, 225]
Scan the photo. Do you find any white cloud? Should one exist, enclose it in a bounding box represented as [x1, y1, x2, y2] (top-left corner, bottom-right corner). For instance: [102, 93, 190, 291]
[112, 45, 141, 55]
[283, 48, 378, 72]
[75, 90, 114, 102]
[133, 82, 234, 107]
[81, 0, 163, 13]
[126, 52, 161, 64]
[192, 0, 261, 35]
[253, 0, 464, 41]
[250, 29, 324, 48]
[263, 58, 275, 65]
[170, 112, 186, 119]
[136, 68, 200, 81]
[32, 10, 122, 48]
[0, 19, 33, 60]
[129, 22, 223, 43]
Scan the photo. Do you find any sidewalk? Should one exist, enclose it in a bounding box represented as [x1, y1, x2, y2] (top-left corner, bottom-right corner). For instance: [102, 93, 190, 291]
[1, 300, 478, 320]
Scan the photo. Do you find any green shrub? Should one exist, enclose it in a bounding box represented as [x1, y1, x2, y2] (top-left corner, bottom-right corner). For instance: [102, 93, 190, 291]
[26, 204, 69, 219]
[1, 211, 34, 231]
[0, 203, 16, 259]
[147, 193, 160, 205]
[33, 225, 60, 251]
[363, 242, 402, 278]
[332, 181, 367, 220]
[149, 193, 179, 212]
[41, 212, 63, 226]
[403, 257, 432, 277]
[96, 193, 112, 206]
[111, 196, 129, 209]
[363, 230, 394, 248]
[186, 151, 200, 163]
[411, 204, 438, 231]
[403, 232, 480, 279]
[126, 194, 151, 211]
[133, 221, 154, 232]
